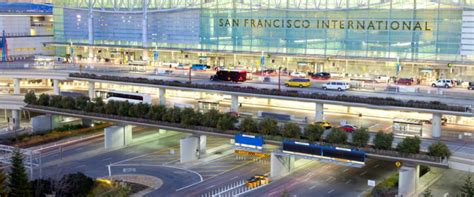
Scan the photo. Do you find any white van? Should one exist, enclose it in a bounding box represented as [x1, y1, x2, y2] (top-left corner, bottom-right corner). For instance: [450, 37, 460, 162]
[322, 81, 350, 91]
[431, 79, 454, 88]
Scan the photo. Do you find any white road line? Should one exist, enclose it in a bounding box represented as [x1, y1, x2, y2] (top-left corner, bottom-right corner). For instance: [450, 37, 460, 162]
[102, 157, 112, 162]
[360, 171, 367, 176]
[75, 164, 86, 169]
[342, 168, 349, 173]
[230, 176, 239, 180]
[368, 124, 379, 129]
[206, 185, 216, 190]
[309, 185, 317, 190]
[327, 189, 335, 194]
[345, 180, 352, 184]
[443, 193, 449, 197]
[374, 164, 380, 168]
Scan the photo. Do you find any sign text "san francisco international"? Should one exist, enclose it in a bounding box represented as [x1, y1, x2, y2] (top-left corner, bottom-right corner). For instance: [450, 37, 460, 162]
[218, 18, 432, 31]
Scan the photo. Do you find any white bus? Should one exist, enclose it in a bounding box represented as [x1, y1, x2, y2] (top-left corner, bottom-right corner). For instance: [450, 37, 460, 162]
[99, 90, 152, 104]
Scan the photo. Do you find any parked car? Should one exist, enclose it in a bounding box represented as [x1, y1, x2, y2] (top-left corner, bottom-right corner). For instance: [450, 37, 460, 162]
[339, 125, 357, 133]
[322, 81, 350, 91]
[290, 71, 307, 78]
[422, 118, 448, 126]
[255, 69, 277, 76]
[468, 82, 474, 90]
[374, 75, 390, 83]
[285, 78, 311, 88]
[396, 78, 414, 85]
[162, 62, 180, 68]
[310, 72, 331, 80]
[431, 79, 454, 88]
[315, 120, 332, 129]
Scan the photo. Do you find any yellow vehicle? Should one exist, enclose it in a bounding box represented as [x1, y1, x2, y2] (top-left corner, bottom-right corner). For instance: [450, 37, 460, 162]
[315, 120, 332, 129]
[245, 175, 270, 188]
[284, 78, 311, 88]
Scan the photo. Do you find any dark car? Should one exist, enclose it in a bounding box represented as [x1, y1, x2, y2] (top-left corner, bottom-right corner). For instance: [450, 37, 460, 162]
[396, 78, 414, 85]
[468, 82, 474, 90]
[311, 72, 331, 80]
[255, 69, 277, 76]
[422, 118, 448, 126]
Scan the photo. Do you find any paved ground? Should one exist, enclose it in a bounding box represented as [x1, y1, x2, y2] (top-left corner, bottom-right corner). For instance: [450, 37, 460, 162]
[425, 168, 471, 197]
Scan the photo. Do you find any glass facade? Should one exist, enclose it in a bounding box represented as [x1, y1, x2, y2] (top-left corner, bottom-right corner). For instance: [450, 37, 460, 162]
[53, 0, 474, 63]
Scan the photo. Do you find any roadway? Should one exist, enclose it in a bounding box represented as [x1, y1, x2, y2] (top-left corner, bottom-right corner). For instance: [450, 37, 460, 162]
[0, 64, 473, 108]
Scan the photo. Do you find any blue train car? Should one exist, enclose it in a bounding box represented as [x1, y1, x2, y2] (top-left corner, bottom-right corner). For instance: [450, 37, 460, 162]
[234, 133, 264, 151]
[282, 140, 365, 164]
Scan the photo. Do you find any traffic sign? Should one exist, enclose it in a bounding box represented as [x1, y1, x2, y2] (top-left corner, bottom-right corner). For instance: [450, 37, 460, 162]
[368, 180, 376, 187]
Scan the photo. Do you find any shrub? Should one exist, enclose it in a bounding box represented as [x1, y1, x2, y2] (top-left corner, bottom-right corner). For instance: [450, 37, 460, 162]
[24, 91, 37, 104]
[326, 128, 347, 144]
[352, 128, 370, 147]
[240, 117, 258, 133]
[61, 96, 76, 110]
[180, 108, 201, 127]
[258, 118, 279, 136]
[373, 131, 393, 150]
[57, 172, 94, 197]
[30, 178, 54, 197]
[162, 107, 181, 123]
[427, 141, 451, 159]
[50, 95, 63, 108]
[201, 109, 221, 128]
[397, 136, 421, 154]
[303, 123, 324, 142]
[75, 96, 90, 110]
[37, 94, 50, 106]
[105, 100, 118, 115]
[217, 114, 237, 131]
[281, 122, 301, 139]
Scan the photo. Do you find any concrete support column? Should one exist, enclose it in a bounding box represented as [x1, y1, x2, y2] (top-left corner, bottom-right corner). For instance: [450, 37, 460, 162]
[11, 110, 20, 130]
[432, 113, 442, 138]
[104, 125, 133, 149]
[180, 136, 199, 163]
[231, 95, 239, 112]
[315, 102, 324, 121]
[270, 152, 295, 178]
[142, 50, 149, 61]
[398, 165, 419, 197]
[87, 9, 93, 45]
[199, 135, 207, 154]
[141, 0, 148, 48]
[159, 88, 166, 106]
[88, 47, 94, 60]
[53, 79, 60, 95]
[346, 106, 352, 114]
[13, 78, 20, 95]
[88, 81, 95, 99]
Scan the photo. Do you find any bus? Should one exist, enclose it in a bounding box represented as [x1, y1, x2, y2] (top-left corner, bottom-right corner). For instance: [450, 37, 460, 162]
[191, 64, 210, 71]
[210, 70, 248, 82]
[98, 90, 152, 104]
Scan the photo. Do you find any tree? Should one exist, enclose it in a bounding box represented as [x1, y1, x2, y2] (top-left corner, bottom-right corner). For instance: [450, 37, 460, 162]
[0, 167, 7, 196]
[104, 100, 118, 115]
[217, 114, 237, 131]
[281, 122, 301, 139]
[74, 96, 89, 110]
[162, 107, 182, 123]
[201, 109, 222, 128]
[50, 95, 63, 108]
[397, 136, 421, 154]
[326, 128, 347, 144]
[428, 141, 451, 159]
[352, 128, 370, 147]
[240, 117, 258, 133]
[24, 91, 37, 104]
[460, 174, 474, 197]
[180, 108, 200, 127]
[57, 172, 94, 197]
[373, 131, 394, 150]
[61, 96, 76, 109]
[148, 105, 166, 121]
[92, 97, 105, 113]
[30, 178, 54, 197]
[117, 101, 131, 117]
[8, 149, 31, 197]
[258, 118, 279, 136]
[37, 94, 50, 106]
[304, 123, 324, 142]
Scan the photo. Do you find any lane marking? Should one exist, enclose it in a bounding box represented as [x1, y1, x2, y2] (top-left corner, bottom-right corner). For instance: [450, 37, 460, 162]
[206, 185, 216, 190]
[360, 171, 367, 176]
[345, 180, 352, 184]
[374, 164, 380, 168]
[309, 185, 317, 190]
[327, 189, 335, 194]
[102, 157, 112, 162]
[230, 176, 239, 180]
[75, 164, 85, 169]
[342, 168, 349, 173]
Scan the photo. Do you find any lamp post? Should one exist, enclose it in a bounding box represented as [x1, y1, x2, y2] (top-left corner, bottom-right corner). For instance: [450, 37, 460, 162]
[188, 67, 192, 84]
[278, 66, 282, 91]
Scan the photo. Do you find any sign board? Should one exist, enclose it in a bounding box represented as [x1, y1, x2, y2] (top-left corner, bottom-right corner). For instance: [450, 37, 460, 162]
[395, 161, 401, 168]
[153, 51, 159, 61]
[368, 180, 376, 187]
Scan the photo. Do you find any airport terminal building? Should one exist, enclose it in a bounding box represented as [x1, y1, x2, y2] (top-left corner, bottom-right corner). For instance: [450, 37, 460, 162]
[52, 0, 474, 82]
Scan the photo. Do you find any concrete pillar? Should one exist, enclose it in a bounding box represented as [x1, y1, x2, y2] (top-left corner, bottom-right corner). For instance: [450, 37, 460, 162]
[88, 81, 95, 99]
[270, 152, 295, 178]
[231, 95, 239, 112]
[180, 136, 199, 163]
[346, 106, 352, 114]
[13, 78, 20, 95]
[141, 1, 148, 48]
[11, 110, 20, 130]
[398, 165, 419, 197]
[104, 125, 133, 149]
[159, 88, 166, 106]
[53, 79, 60, 95]
[432, 113, 442, 138]
[142, 50, 149, 61]
[199, 135, 207, 154]
[88, 47, 94, 60]
[88, 9, 93, 45]
[315, 102, 324, 121]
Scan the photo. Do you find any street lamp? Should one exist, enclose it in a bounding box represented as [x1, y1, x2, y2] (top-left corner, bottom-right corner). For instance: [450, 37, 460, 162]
[278, 66, 282, 91]
[188, 67, 192, 84]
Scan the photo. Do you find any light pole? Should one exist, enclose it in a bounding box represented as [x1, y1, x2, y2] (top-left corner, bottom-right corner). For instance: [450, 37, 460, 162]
[188, 67, 192, 84]
[278, 66, 282, 91]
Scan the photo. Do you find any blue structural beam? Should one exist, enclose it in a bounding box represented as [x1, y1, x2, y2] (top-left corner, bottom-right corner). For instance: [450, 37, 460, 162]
[0, 3, 52, 14]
